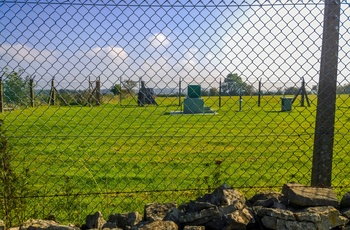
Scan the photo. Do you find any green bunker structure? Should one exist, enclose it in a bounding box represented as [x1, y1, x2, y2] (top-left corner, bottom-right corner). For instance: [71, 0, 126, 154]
[183, 85, 215, 114]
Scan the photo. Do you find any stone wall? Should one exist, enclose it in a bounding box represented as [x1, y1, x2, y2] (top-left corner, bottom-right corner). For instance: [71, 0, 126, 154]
[5, 183, 350, 230]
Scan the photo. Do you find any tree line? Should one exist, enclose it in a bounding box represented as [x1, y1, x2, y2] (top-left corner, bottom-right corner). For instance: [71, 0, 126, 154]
[3, 68, 350, 106]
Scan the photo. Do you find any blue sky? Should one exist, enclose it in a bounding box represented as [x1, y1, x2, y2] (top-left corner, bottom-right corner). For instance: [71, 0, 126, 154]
[0, 0, 349, 91]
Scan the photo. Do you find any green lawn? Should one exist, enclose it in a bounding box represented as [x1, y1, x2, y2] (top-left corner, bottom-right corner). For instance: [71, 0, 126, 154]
[1, 94, 350, 225]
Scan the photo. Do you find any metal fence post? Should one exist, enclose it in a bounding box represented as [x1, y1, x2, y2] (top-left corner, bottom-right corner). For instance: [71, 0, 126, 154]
[96, 78, 101, 106]
[0, 74, 3, 113]
[29, 77, 34, 108]
[219, 79, 222, 108]
[311, 0, 341, 187]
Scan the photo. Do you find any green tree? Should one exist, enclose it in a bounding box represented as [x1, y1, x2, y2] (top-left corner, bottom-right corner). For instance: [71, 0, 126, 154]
[222, 73, 252, 96]
[3, 68, 29, 106]
[111, 84, 122, 95]
[337, 83, 350, 94]
[209, 87, 219, 96]
[284, 86, 299, 95]
[122, 80, 138, 94]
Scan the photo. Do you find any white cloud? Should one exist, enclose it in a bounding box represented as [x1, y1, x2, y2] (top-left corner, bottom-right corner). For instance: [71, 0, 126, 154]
[0, 43, 59, 64]
[86, 46, 128, 60]
[149, 33, 170, 48]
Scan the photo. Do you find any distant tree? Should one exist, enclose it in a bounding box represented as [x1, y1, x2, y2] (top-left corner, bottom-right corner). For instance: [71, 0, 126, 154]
[221, 73, 252, 96]
[3, 68, 30, 105]
[284, 86, 299, 95]
[122, 80, 137, 94]
[111, 84, 122, 95]
[244, 85, 255, 95]
[337, 83, 350, 94]
[276, 87, 284, 95]
[201, 90, 209, 96]
[209, 87, 219, 96]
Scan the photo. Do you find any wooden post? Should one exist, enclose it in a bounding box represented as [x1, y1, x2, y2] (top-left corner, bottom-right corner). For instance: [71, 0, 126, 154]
[219, 79, 222, 108]
[138, 81, 145, 106]
[95, 78, 101, 106]
[48, 78, 56, 106]
[29, 77, 34, 108]
[88, 76, 92, 105]
[0, 74, 3, 113]
[119, 76, 122, 105]
[311, 0, 341, 187]
[178, 78, 182, 106]
[301, 78, 305, 107]
[258, 78, 261, 107]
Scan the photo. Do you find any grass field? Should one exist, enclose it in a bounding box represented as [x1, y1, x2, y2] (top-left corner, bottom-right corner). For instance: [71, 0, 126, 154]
[1, 94, 350, 225]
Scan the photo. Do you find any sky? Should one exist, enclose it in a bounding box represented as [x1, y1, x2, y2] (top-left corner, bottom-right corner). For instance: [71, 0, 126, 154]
[0, 0, 350, 91]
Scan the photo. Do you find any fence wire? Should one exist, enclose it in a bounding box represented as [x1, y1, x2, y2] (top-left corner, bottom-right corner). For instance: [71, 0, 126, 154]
[1, 0, 350, 226]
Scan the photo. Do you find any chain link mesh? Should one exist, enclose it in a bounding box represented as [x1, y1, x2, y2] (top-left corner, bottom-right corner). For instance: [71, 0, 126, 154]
[0, 0, 350, 226]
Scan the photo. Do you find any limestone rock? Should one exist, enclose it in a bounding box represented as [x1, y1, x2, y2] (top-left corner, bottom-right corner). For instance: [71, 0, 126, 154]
[144, 203, 177, 221]
[0, 220, 4, 230]
[341, 192, 350, 208]
[258, 206, 348, 230]
[132, 220, 177, 230]
[282, 183, 338, 207]
[84, 212, 106, 230]
[163, 208, 184, 228]
[248, 192, 287, 206]
[302, 206, 349, 229]
[179, 207, 220, 226]
[183, 226, 205, 230]
[257, 207, 295, 220]
[183, 201, 217, 213]
[277, 219, 316, 230]
[197, 184, 246, 206]
[341, 207, 350, 218]
[107, 212, 142, 229]
[19, 220, 76, 230]
[249, 192, 288, 210]
[101, 222, 117, 229]
[201, 207, 252, 230]
[258, 207, 295, 229]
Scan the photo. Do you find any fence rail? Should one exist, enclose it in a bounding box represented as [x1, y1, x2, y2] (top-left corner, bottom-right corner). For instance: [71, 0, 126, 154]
[1, 0, 350, 227]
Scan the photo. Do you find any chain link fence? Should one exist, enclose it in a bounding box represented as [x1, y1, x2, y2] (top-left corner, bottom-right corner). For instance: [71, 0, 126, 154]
[1, 0, 350, 226]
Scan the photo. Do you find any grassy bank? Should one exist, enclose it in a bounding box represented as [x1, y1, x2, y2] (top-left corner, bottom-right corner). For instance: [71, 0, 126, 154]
[1, 94, 350, 225]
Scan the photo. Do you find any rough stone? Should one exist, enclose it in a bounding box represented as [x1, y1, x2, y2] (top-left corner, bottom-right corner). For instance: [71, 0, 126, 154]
[101, 222, 117, 229]
[282, 183, 339, 207]
[303, 206, 349, 229]
[179, 207, 221, 225]
[224, 208, 253, 229]
[341, 192, 350, 208]
[197, 184, 246, 206]
[107, 212, 142, 229]
[163, 208, 184, 228]
[101, 228, 122, 230]
[259, 207, 304, 230]
[19, 220, 76, 230]
[132, 220, 177, 230]
[203, 208, 252, 230]
[183, 226, 204, 230]
[84, 212, 106, 230]
[259, 206, 349, 230]
[185, 201, 217, 213]
[341, 207, 350, 218]
[293, 211, 321, 222]
[257, 207, 295, 220]
[277, 219, 316, 230]
[248, 192, 287, 206]
[260, 216, 278, 229]
[144, 202, 177, 221]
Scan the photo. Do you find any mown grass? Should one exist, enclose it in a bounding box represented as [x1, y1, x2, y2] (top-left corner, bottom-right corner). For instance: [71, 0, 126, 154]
[1, 94, 350, 225]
